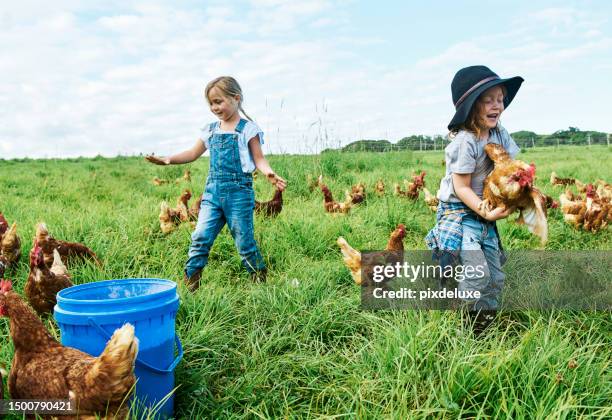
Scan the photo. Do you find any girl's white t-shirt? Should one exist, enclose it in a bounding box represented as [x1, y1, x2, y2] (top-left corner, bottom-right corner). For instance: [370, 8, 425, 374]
[199, 120, 264, 173]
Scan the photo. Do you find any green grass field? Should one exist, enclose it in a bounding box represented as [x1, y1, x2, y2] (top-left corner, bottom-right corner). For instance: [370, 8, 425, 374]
[0, 146, 610, 419]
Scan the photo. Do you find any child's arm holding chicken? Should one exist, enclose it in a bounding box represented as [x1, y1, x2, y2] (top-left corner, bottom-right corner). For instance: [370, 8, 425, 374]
[452, 173, 514, 221]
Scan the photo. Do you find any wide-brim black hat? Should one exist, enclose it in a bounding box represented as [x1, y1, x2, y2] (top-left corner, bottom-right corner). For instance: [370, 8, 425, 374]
[448, 65, 524, 131]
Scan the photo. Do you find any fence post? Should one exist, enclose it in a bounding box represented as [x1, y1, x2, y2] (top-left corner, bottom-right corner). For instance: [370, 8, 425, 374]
[608, 133, 610, 147]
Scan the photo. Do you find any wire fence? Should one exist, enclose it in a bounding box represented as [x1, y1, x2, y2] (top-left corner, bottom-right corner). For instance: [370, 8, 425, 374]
[331, 133, 611, 153]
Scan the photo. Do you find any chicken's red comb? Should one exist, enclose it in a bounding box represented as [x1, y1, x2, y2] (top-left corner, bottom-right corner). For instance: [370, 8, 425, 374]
[0, 279, 12, 293]
[528, 163, 536, 176]
[586, 184, 595, 196]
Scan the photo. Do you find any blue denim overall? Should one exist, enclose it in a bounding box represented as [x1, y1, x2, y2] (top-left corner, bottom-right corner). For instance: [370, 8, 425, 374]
[185, 119, 265, 278]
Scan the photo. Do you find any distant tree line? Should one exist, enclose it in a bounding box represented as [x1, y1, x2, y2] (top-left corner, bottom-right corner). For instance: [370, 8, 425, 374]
[328, 127, 611, 153]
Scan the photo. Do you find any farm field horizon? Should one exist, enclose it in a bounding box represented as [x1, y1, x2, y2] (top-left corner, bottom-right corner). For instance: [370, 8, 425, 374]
[0, 145, 610, 419]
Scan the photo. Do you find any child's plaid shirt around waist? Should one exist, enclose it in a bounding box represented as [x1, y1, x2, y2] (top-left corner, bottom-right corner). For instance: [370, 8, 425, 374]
[425, 201, 471, 256]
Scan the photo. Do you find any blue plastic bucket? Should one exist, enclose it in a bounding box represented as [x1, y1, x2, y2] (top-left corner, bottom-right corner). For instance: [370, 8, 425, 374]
[54, 278, 182, 418]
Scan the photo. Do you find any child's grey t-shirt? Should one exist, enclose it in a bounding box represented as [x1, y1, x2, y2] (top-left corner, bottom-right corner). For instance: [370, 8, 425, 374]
[437, 125, 520, 202]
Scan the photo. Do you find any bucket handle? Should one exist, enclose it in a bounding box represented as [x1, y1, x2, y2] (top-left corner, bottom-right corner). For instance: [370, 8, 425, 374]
[87, 317, 183, 374]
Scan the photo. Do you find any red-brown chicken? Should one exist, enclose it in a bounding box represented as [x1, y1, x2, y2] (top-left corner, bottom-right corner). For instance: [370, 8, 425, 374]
[0, 213, 8, 238]
[0, 280, 138, 419]
[374, 179, 385, 196]
[480, 143, 548, 244]
[394, 172, 426, 199]
[422, 187, 439, 211]
[255, 188, 283, 217]
[320, 183, 352, 214]
[176, 189, 193, 222]
[0, 255, 8, 279]
[337, 224, 406, 285]
[348, 183, 366, 204]
[35, 223, 100, 266]
[550, 171, 577, 187]
[25, 245, 73, 316]
[559, 184, 611, 232]
[1, 222, 21, 267]
[159, 201, 181, 234]
[189, 194, 202, 220]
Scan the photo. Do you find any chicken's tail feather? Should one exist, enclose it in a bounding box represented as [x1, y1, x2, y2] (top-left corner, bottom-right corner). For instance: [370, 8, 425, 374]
[521, 190, 549, 245]
[87, 323, 138, 396]
[50, 249, 69, 277]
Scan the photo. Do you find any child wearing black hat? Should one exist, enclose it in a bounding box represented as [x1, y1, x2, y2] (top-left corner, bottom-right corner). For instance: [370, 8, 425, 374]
[425, 65, 524, 334]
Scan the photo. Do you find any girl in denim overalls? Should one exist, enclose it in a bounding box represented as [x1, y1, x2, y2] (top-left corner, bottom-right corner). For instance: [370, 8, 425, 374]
[425, 65, 524, 333]
[147, 76, 287, 290]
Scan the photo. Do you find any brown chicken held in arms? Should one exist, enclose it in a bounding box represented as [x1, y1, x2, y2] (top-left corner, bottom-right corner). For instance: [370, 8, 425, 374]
[0, 280, 138, 419]
[35, 223, 100, 266]
[559, 185, 611, 232]
[255, 189, 283, 217]
[0, 222, 21, 267]
[422, 188, 439, 211]
[337, 224, 406, 285]
[480, 143, 548, 244]
[26, 246, 73, 316]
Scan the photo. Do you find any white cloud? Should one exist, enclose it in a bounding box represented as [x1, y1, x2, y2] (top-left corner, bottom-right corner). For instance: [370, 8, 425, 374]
[1, 2, 611, 159]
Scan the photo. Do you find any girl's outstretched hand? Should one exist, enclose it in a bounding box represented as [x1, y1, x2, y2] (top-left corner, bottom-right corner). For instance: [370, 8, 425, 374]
[266, 172, 287, 191]
[145, 155, 170, 165]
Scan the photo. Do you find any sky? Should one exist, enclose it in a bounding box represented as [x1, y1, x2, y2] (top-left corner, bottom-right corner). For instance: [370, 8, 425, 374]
[1, 0, 611, 158]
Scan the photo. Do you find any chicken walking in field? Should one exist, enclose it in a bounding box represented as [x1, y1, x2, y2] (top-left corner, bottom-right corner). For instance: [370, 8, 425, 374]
[337, 224, 406, 285]
[394, 172, 426, 199]
[25, 245, 73, 315]
[550, 171, 578, 187]
[159, 201, 181, 234]
[176, 169, 191, 184]
[319, 177, 352, 214]
[0, 217, 21, 278]
[0, 222, 21, 267]
[0, 213, 8, 237]
[35, 223, 101, 266]
[152, 176, 169, 186]
[159, 189, 202, 234]
[348, 183, 366, 204]
[479, 143, 549, 244]
[559, 184, 610, 232]
[374, 179, 385, 196]
[422, 187, 439, 211]
[255, 188, 283, 217]
[0, 279, 138, 419]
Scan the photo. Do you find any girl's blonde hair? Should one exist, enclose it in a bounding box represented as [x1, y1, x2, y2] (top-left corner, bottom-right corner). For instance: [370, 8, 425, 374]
[205, 76, 253, 121]
[449, 84, 507, 140]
